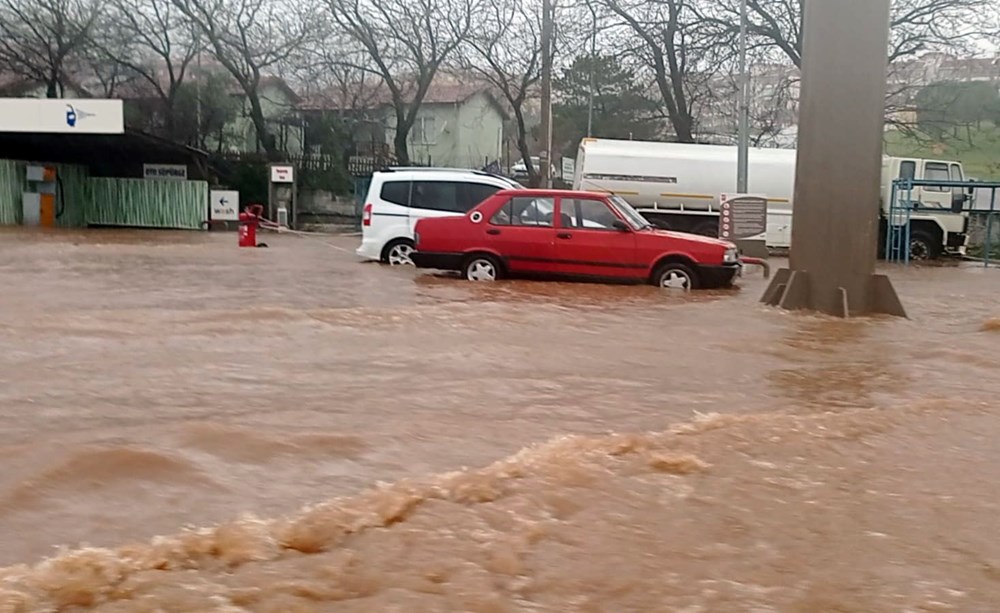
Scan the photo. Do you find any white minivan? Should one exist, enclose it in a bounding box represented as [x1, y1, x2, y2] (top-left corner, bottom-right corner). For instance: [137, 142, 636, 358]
[357, 168, 523, 265]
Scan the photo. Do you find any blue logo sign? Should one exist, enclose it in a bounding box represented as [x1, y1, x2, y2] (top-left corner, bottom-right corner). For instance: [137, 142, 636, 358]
[65, 104, 95, 128]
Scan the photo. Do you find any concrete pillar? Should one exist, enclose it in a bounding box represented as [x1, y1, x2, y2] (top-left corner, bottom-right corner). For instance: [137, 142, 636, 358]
[761, 0, 906, 318]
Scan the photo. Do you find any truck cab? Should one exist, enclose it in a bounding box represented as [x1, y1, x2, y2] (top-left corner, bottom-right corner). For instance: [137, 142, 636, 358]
[881, 157, 970, 259]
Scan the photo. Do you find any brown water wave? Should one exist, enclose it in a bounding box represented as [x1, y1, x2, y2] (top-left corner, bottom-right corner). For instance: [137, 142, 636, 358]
[2, 400, 997, 612]
[4, 232, 1000, 611]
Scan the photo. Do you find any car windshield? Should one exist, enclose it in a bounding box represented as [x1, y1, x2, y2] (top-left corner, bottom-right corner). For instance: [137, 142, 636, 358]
[608, 196, 652, 230]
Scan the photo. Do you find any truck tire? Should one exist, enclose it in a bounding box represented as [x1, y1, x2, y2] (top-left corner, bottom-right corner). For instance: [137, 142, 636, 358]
[909, 230, 940, 261]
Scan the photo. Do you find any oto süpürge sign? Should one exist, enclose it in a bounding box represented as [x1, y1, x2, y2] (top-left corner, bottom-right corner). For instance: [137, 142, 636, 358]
[719, 194, 768, 241]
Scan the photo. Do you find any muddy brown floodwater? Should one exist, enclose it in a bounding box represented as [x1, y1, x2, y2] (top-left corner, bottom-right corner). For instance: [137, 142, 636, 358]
[1, 228, 1000, 612]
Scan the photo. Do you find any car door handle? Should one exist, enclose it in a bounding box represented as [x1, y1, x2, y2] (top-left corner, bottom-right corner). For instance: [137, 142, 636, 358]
[557, 232, 572, 239]
[486, 228, 501, 235]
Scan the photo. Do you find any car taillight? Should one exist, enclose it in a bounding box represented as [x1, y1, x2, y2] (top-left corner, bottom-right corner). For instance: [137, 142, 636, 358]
[362, 203, 372, 226]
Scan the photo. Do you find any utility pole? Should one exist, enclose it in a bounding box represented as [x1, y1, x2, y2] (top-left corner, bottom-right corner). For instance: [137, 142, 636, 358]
[586, 3, 597, 137]
[540, 0, 553, 188]
[736, 0, 749, 194]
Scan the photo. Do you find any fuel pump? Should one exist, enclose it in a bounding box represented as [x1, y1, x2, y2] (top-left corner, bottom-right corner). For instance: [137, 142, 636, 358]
[239, 204, 265, 247]
[268, 164, 296, 228]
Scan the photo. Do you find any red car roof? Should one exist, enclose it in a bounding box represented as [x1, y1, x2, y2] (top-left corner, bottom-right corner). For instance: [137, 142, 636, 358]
[495, 188, 611, 199]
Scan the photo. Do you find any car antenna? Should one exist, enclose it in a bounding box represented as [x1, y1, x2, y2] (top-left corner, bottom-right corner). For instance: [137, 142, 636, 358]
[585, 179, 616, 196]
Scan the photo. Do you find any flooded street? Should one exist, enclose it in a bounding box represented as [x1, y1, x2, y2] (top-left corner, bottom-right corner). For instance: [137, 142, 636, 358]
[1, 228, 999, 611]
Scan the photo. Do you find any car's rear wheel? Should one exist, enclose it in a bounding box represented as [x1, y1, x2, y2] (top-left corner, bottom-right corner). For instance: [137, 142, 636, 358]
[653, 262, 699, 292]
[463, 255, 501, 282]
[382, 239, 415, 266]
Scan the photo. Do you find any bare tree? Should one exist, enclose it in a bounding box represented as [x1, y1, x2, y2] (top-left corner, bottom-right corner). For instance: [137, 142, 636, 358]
[296, 41, 395, 159]
[91, 0, 201, 139]
[171, 0, 318, 158]
[457, 0, 542, 183]
[326, 0, 478, 165]
[0, 0, 101, 98]
[705, 0, 992, 69]
[596, 0, 722, 143]
[696, 59, 798, 146]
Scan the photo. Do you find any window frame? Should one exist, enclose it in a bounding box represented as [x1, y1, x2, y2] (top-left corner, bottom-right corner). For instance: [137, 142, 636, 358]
[923, 162, 951, 192]
[489, 196, 556, 228]
[557, 196, 623, 231]
[379, 180, 412, 207]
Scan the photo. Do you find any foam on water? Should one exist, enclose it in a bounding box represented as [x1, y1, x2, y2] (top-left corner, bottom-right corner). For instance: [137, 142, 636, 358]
[3, 404, 994, 612]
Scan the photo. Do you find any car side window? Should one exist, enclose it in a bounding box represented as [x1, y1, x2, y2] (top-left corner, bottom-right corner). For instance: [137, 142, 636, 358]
[898, 161, 915, 181]
[462, 183, 501, 213]
[380, 181, 411, 206]
[561, 198, 619, 230]
[512, 197, 554, 227]
[410, 181, 460, 212]
[490, 200, 512, 225]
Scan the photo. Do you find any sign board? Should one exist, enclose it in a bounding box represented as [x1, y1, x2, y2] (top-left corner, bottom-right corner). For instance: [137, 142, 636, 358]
[210, 189, 239, 221]
[0, 98, 124, 134]
[561, 157, 576, 181]
[270, 165, 294, 183]
[719, 194, 768, 240]
[143, 164, 188, 180]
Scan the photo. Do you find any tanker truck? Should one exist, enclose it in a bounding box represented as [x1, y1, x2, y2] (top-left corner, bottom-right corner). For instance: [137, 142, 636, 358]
[572, 137, 971, 260]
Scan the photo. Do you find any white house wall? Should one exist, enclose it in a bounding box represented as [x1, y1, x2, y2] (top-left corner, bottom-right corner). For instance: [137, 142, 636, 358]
[382, 93, 504, 169]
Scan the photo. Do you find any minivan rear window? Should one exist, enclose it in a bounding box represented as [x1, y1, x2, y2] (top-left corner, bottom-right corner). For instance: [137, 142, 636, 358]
[380, 181, 410, 206]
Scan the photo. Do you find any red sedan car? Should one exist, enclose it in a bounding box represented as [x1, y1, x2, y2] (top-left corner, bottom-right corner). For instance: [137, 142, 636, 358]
[411, 189, 742, 290]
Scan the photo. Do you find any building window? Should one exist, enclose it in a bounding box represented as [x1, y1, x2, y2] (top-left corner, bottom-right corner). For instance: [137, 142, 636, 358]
[412, 117, 437, 145]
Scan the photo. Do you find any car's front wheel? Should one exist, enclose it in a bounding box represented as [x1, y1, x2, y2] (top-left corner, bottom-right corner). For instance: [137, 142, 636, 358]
[463, 255, 502, 282]
[653, 262, 699, 291]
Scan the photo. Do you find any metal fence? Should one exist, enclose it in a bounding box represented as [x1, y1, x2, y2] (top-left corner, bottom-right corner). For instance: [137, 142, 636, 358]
[886, 178, 1000, 266]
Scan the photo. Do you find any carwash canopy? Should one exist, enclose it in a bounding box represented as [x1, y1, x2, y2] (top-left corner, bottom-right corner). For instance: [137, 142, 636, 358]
[0, 98, 206, 178]
[0, 98, 211, 229]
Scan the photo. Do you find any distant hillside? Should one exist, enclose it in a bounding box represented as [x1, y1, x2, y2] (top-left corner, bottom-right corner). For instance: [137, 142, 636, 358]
[885, 124, 1000, 181]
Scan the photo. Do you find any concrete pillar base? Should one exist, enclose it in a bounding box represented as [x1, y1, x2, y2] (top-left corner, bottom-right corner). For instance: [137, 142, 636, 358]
[761, 268, 907, 319]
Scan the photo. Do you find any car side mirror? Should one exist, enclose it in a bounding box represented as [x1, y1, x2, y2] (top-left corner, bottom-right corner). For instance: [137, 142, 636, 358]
[612, 220, 630, 232]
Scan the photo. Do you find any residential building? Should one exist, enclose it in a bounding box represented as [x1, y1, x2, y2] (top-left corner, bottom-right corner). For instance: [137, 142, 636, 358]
[301, 77, 509, 171]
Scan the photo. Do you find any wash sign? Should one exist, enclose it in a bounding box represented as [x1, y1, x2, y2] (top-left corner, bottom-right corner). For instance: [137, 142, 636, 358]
[0, 98, 124, 134]
[210, 190, 239, 221]
[143, 164, 187, 180]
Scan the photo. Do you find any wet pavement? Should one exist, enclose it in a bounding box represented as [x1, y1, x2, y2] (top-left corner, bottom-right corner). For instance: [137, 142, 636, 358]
[0, 228, 999, 611]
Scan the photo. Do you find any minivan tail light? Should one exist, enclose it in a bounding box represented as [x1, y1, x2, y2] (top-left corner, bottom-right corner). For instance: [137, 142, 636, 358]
[362, 203, 373, 226]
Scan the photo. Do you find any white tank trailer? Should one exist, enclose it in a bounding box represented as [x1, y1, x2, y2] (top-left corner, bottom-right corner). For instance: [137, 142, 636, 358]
[572, 138, 971, 259]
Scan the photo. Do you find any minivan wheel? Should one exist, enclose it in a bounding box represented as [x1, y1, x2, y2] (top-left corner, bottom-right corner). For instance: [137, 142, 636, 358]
[653, 262, 698, 291]
[463, 255, 501, 281]
[382, 239, 415, 265]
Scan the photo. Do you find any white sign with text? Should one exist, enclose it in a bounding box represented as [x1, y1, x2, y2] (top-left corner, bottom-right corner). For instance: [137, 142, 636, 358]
[210, 190, 239, 221]
[143, 164, 188, 180]
[270, 165, 294, 183]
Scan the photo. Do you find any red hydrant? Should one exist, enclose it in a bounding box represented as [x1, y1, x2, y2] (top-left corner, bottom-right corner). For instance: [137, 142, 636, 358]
[238, 204, 264, 248]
